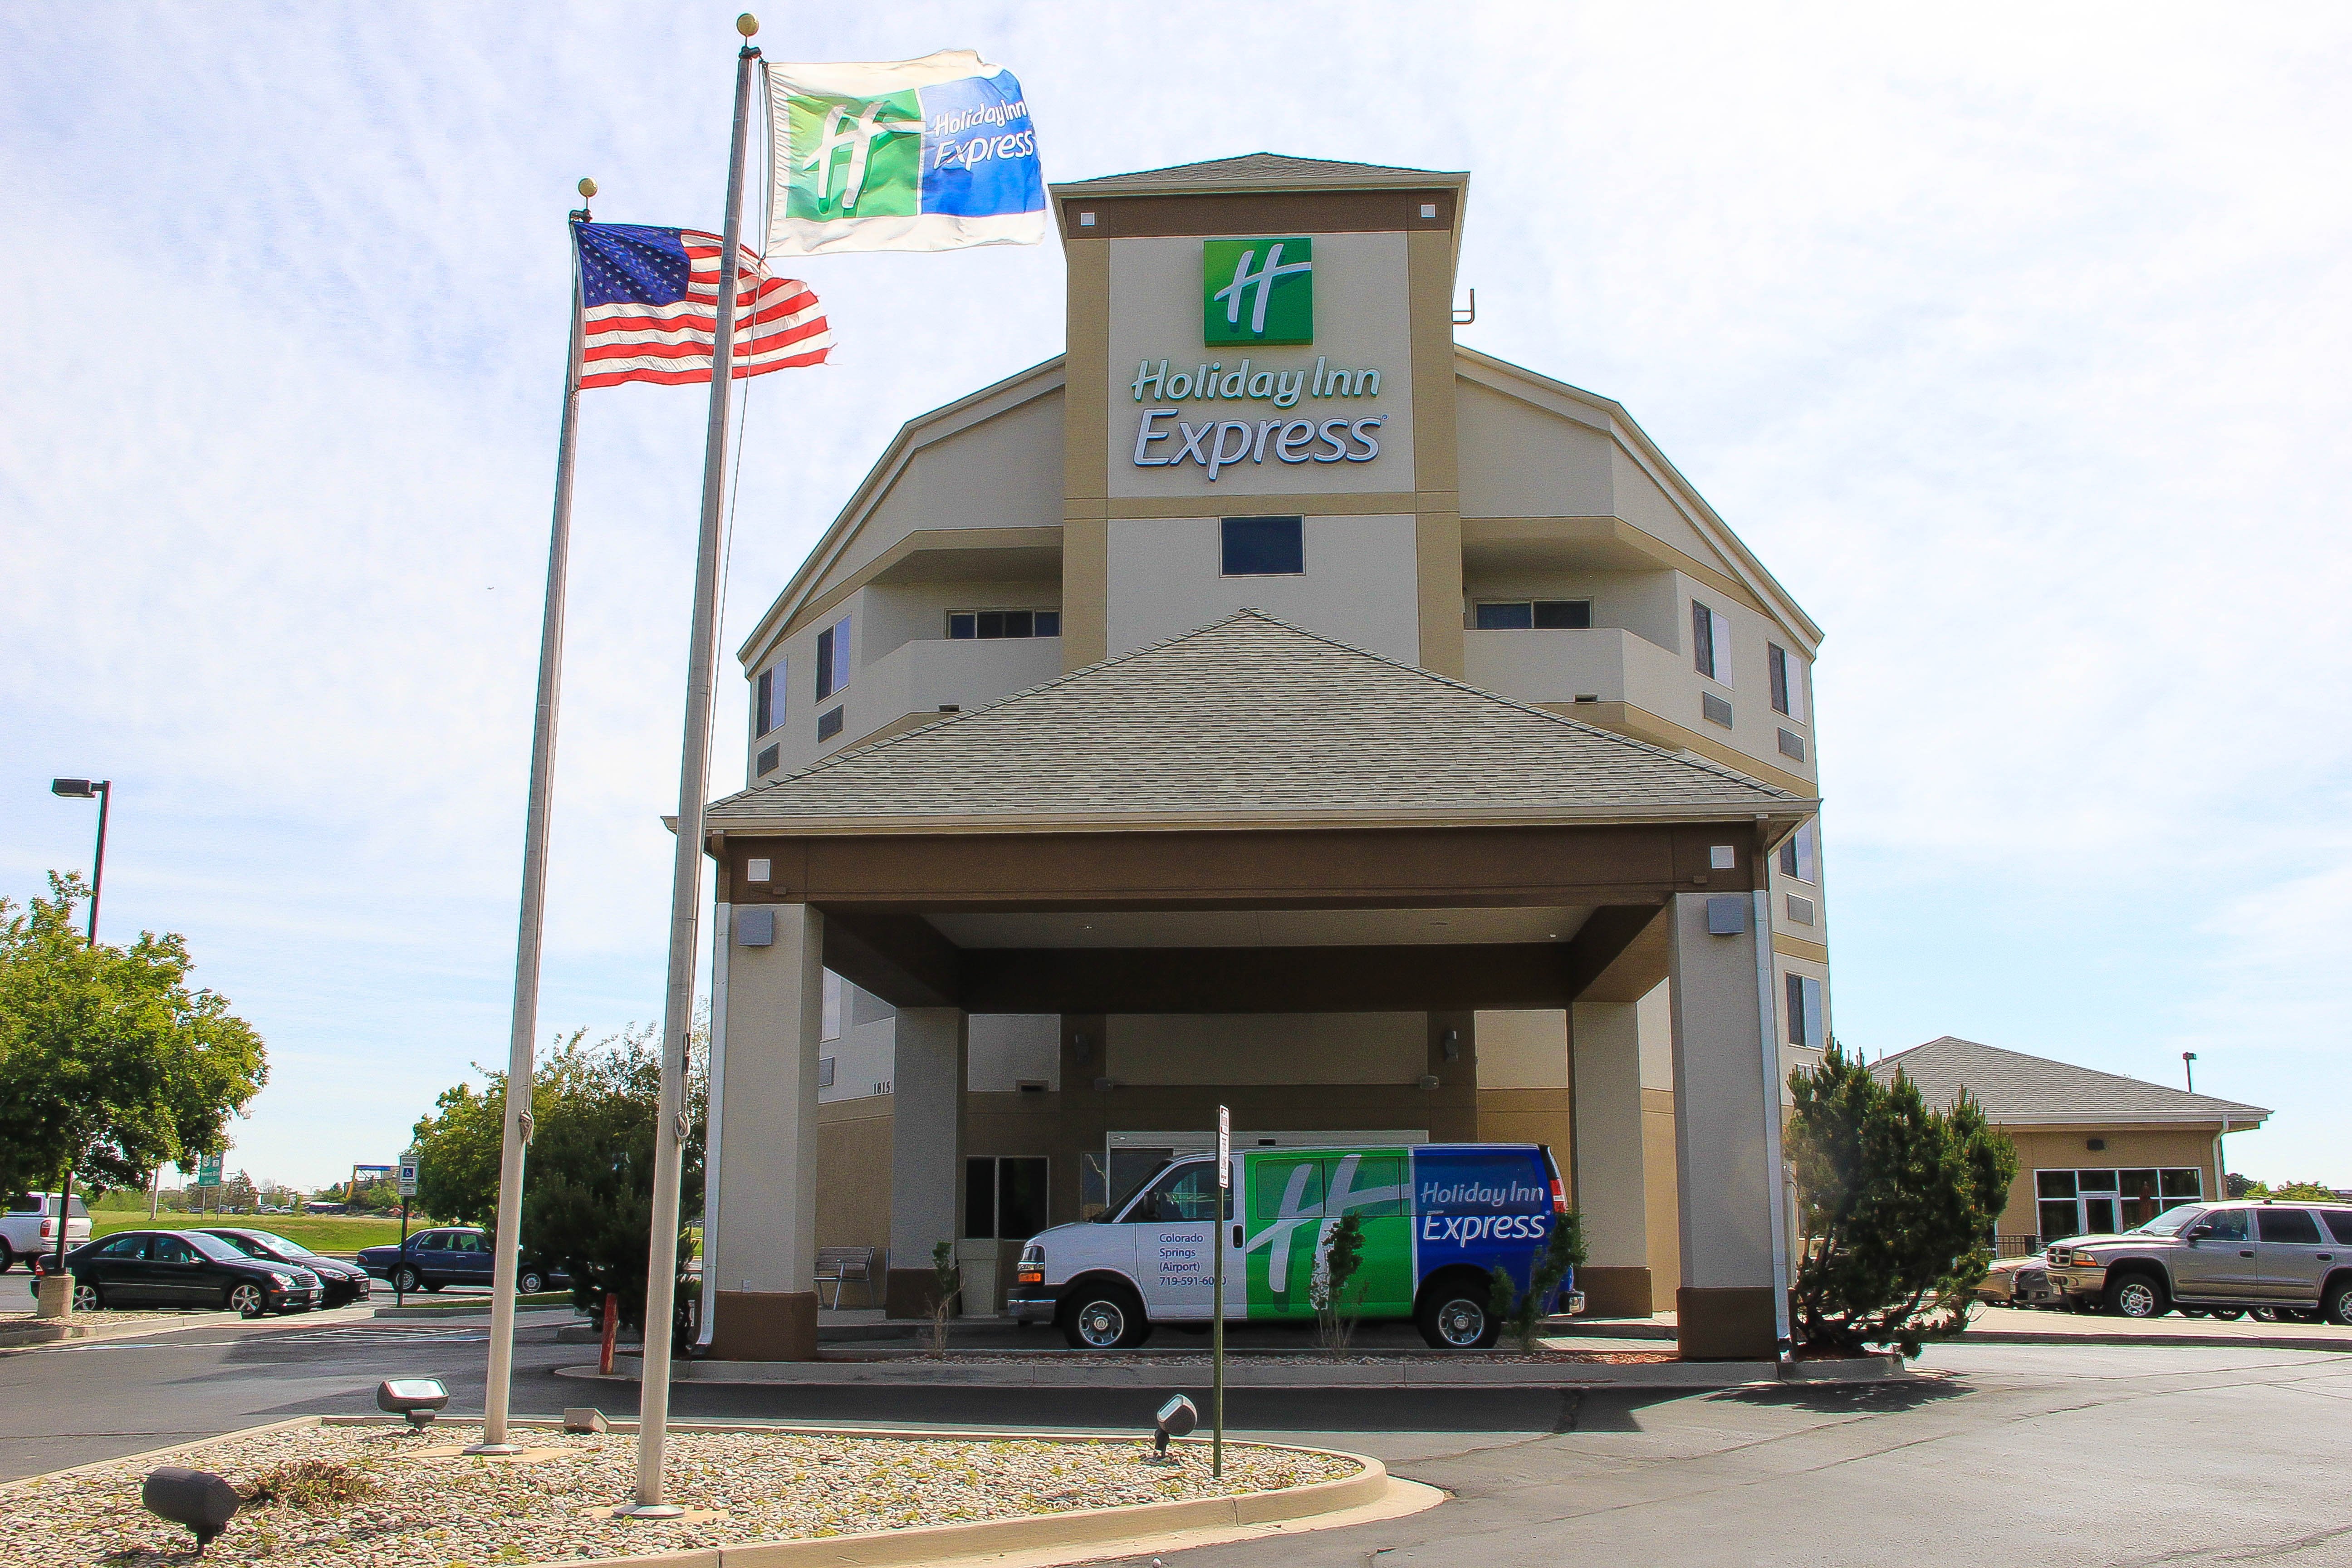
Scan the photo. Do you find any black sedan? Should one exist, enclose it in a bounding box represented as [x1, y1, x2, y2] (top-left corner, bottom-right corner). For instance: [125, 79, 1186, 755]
[31, 1230, 324, 1317]
[199, 1228, 372, 1306]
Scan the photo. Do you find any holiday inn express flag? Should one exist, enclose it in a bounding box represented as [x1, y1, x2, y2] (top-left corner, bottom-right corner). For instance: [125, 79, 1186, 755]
[766, 51, 1044, 255]
[573, 223, 831, 388]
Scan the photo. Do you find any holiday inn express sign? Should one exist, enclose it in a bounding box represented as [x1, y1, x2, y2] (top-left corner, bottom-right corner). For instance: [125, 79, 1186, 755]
[1125, 236, 1392, 483]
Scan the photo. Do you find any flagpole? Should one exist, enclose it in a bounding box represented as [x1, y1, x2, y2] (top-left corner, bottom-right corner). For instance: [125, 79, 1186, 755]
[627, 16, 760, 1516]
[469, 179, 597, 1457]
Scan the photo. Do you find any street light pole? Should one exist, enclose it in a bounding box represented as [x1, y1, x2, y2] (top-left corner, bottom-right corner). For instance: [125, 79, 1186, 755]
[49, 778, 112, 943]
[2182, 1052, 2197, 1093]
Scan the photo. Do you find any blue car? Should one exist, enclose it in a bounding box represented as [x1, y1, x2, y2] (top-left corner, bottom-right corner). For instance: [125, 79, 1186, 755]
[355, 1226, 571, 1295]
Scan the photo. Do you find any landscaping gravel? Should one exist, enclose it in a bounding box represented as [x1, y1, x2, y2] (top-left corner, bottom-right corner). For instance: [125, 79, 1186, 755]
[0, 1421, 1360, 1567]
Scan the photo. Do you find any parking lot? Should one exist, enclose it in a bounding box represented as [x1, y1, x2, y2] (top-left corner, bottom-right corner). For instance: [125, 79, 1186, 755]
[3, 1306, 2347, 1565]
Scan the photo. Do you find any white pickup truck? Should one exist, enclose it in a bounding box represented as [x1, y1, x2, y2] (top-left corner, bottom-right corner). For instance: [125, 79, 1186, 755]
[0, 1193, 93, 1272]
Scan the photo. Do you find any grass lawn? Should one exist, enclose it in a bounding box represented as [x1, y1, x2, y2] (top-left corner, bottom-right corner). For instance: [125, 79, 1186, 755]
[88, 1213, 422, 1255]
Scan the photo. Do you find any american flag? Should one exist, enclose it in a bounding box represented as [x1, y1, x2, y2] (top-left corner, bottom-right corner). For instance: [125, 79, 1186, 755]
[573, 223, 831, 389]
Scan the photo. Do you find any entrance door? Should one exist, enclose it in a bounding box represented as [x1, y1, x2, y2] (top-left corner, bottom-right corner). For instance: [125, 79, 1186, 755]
[2172, 1208, 2257, 1301]
[1131, 1161, 1225, 1321]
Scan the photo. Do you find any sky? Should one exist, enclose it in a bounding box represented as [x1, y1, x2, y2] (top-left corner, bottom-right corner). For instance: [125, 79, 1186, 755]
[4, 3, 2348, 1190]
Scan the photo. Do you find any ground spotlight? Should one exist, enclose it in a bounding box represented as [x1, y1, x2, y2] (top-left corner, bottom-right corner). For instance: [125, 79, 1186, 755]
[142, 1466, 240, 1551]
[377, 1377, 450, 1429]
[1149, 1393, 1198, 1461]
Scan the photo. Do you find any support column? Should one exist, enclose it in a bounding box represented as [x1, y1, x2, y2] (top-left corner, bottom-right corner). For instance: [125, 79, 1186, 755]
[707, 902, 823, 1361]
[884, 1008, 968, 1319]
[1569, 1000, 1652, 1317]
[1666, 891, 1788, 1360]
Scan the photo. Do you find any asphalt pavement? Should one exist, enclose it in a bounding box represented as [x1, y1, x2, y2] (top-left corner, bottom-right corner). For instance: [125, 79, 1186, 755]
[4, 1314, 2347, 1565]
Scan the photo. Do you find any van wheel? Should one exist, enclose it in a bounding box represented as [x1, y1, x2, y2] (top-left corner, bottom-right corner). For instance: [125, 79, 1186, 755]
[2106, 1272, 2170, 1319]
[1416, 1282, 1501, 1349]
[2323, 1283, 2352, 1328]
[1060, 1285, 1147, 1350]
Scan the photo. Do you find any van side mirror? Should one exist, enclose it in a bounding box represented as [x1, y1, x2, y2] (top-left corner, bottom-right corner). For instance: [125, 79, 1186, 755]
[2187, 1225, 2214, 1240]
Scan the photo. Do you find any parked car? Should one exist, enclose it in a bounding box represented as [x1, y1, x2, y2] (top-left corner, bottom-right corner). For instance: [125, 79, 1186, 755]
[30, 1229, 324, 1317]
[1974, 1254, 2067, 1308]
[198, 1228, 372, 1307]
[354, 1227, 571, 1295]
[0, 1192, 92, 1273]
[1012, 1142, 1581, 1349]
[2043, 1200, 2352, 1323]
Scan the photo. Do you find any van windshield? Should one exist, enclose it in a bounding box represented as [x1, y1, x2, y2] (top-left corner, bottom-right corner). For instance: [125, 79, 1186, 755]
[1095, 1161, 1172, 1222]
[2129, 1205, 2202, 1236]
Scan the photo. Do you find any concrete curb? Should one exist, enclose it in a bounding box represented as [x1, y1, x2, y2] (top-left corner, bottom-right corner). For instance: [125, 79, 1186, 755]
[1956, 1327, 2352, 1352]
[565, 1356, 1776, 1390]
[1778, 1353, 1909, 1383]
[0, 1414, 1411, 1568]
[0, 1309, 247, 1350]
[371, 1298, 576, 1320]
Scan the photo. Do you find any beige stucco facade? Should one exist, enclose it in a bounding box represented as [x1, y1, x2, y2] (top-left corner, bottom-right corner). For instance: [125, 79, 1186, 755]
[703, 155, 1834, 1362]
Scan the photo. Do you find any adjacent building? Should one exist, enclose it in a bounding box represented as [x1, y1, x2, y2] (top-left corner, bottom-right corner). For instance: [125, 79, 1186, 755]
[1871, 1037, 2269, 1253]
[697, 153, 1831, 1361]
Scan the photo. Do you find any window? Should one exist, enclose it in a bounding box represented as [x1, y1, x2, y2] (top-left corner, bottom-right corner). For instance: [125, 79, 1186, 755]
[446, 1232, 485, 1254]
[821, 970, 843, 1042]
[97, 1234, 148, 1258]
[817, 1056, 836, 1088]
[947, 609, 1061, 639]
[1221, 515, 1303, 576]
[2035, 1167, 2204, 1240]
[2199, 1208, 2249, 1240]
[1778, 821, 1818, 884]
[964, 1156, 1051, 1240]
[2257, 1208, 2324, 1245]
[1701, 692, 1733, 728]
[1473, 600, 1592, 630]
[1131, 1161, 1224, 1223]
[1777, 728, 1806, 762]
[1769, 643, 1804, 719]
[1785, 973, 1825, 1049]
[2324, 1211, 2352, 1245]
[1785, 895, 1815, 926]
[817, 706, 843, 741]
[754, 664, 782, 737]
[1691, 601, 1732, 683]
[756, 744, 779, 777]
[814, 613, 852, 700]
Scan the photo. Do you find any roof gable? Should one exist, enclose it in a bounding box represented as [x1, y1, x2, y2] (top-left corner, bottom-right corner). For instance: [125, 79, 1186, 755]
[709, 610, 1811, 834]
[1871, 1036, 2269, 1127]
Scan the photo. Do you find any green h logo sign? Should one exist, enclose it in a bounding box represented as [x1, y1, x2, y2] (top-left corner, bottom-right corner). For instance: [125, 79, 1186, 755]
[1203, 237, 1313, 346]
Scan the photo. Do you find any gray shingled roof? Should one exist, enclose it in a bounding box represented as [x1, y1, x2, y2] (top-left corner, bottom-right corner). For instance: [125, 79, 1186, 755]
[1872, 1037, 2269, 1127]
[708, 611, 1808, 833]
[1054, 152, 1464, 193]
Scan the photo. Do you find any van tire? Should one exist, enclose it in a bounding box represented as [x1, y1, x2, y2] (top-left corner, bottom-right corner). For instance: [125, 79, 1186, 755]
[1416, 1274, 1502, 1350]
[1060, 1283, 1147, 1350]
[2324, 1279, 2352, 1328]
[0, 1241, 13, 1274]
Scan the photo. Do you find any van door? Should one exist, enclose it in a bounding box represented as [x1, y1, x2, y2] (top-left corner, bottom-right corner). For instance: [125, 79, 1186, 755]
[1130, 1161, 1222, 1321]
[1240, 1152, 1328, 1321]
[2172, 1208, 2257, 1301]
[1411, 1147, 1553, 1304]
[1324, 1152, 1412, 1318]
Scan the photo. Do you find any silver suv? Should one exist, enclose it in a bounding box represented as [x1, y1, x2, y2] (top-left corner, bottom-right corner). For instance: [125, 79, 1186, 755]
[2043, 1200, 2352, 1323]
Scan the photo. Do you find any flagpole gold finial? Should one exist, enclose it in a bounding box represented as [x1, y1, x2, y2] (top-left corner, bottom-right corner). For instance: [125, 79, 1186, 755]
[578, 177, 598, 199]
[736, 13, 758, 36]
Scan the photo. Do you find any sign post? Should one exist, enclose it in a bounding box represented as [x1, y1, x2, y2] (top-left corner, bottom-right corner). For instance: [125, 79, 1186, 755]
[1213, 1104, 1229, 1480]
[397, 1155, 420, 1307]
[196, 1154, 223, 1218]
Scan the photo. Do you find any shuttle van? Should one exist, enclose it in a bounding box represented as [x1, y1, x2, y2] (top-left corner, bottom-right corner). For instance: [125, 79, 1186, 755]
[1008, 1142, 1580, 1349]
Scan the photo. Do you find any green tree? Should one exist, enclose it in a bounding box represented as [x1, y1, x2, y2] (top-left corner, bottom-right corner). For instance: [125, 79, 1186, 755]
[0, 873, 268, 1202]
[2267, 1180, 2339, 1202]
[1787, 1043, 2018, 1356]
[410, 1019, 706, 1332]
[1485, 1212, 1587, 1353]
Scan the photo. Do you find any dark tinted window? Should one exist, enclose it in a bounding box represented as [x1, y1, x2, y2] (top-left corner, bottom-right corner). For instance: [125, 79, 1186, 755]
[97, 1234, 149, 1258]
[997, 1157, 1050, 1241]
[1534, 600, 1591, 629]
[1142, 1163, 1222, 1222]
[151, 1236, 197, 1264]
[214, 1233, 268, 1258]
[2257, 1209, 2324, 1245]
[1475, 602, 1533, 629]
[2324, 1211, 2352, 1245]
[1220, 516, 1303, 576]
[964, 1157, 996, 1240]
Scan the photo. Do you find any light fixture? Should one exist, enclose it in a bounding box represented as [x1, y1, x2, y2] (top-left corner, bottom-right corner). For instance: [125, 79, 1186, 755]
[1417, 1073, 1440, 1091]
[1150, 1394, 1198, 1461]
[143, 1468, 240, 1550]
[49, 778, 98, 798]
[377, 1377, 450, 1429]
